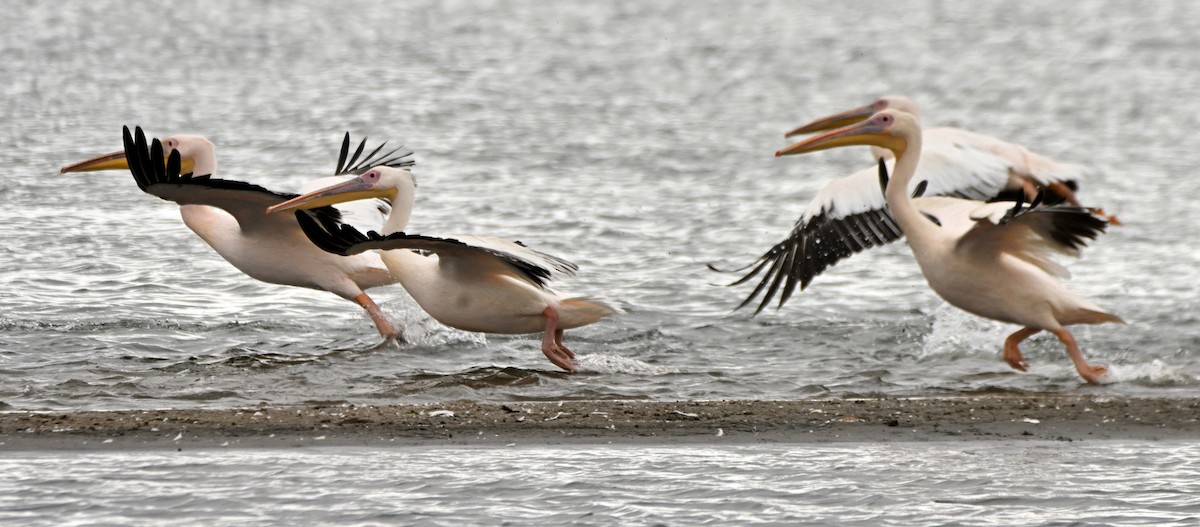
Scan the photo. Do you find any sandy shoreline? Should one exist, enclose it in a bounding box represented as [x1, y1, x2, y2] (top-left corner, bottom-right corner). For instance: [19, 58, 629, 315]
[1, 395, 1196, 450]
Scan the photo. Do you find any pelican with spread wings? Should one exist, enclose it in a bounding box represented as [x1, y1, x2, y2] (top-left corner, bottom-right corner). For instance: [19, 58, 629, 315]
[60, 126, 414, 339]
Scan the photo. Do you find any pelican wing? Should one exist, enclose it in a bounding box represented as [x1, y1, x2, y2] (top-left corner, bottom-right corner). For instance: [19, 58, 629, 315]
[959, 196, 1109, 279]
[294, 210, 577, 289]
[438, 235, 578, 278]
[728, 149, 1009, 313]
[927, 127, 1089, 187]
[123, 126, 343, 234]
[909, 139, 1013, 201]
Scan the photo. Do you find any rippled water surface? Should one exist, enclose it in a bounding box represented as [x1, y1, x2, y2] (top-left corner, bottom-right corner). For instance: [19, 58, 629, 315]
[3, 441, 1199, 526]
[3, 1, 1198, 524]
[3, 0, 1198, 410]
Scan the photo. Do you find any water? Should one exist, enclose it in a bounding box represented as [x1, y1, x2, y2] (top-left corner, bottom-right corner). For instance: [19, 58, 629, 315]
[1, 0, 1198, 523]
[3, 441, 1199, 526]
[2, 0, 1197, 410]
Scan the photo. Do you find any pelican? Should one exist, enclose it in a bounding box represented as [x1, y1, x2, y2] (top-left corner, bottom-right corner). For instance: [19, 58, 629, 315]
[776, 109, 1120, 383]
[785, 95, 1103, 209]
[724, 96, 1115, 312]
[265, 166, 617, 371]
[60, 126, 415, 340]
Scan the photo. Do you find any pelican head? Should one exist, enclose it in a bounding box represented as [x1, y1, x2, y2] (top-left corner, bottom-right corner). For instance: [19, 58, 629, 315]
[267, 166, 416, 215]
[776, 109, 917, 159]
[784, 95, 921, 138]
[60, 133, 210, 176]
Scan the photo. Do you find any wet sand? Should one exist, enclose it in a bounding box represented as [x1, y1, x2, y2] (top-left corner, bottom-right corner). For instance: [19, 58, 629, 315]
[1, 395, 1196, 450]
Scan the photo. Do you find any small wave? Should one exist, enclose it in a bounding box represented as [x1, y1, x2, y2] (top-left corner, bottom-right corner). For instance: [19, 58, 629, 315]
[1103, 359, 1198, 386]
[574, 353, 680, 375]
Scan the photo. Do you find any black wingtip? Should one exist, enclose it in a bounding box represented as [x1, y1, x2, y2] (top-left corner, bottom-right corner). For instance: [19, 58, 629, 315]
[333, 133, 418, 175]
[336, 132, 351, 174]
[877, 157, 889, 194]
[911, 180, 928, 198]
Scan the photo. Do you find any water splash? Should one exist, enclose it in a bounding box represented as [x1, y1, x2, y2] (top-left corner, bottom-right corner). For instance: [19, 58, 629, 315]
[383, 298, 488, 348]
[1104, 359, 1197, 386]
[919, 304, 1008, 359]
[574, 353, 680, 375]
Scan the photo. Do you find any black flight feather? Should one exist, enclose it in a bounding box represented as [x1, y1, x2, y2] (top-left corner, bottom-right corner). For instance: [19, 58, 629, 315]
[294, 209, 572, 289]
[121, 125, 345, 222]
[334, 132, 416, 175]
[876, 157, 888, 193]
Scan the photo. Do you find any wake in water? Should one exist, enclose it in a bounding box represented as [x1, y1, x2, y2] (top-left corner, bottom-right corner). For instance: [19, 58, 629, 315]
[573, 353, 680, 375]
[1105, 360, 1197, 386]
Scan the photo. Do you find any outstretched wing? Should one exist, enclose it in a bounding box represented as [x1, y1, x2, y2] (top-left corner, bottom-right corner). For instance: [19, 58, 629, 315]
[123, 125, 343, 234]
[959, 192, 1109, 279]
[334, 132, 416, 175]
[927, 127, 1090, 188]
[294, 210, 577, 289]
[724, 151, 1011, 314]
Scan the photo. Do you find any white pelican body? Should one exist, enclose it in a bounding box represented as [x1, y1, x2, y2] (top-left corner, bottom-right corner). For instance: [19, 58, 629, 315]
[377, 241, 606, 335]
[60, 127, 414, 339]
[267, 167, 616, 371]
[776, 110, 1120, 384]
[726, 97, 1113, 311]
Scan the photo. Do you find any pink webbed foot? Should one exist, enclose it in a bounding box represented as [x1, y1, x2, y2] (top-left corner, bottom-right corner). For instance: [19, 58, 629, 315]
[541, 306, 576, 372]
[1051, 328, 1109, 384]
[1003, 327, 1040, 372]
[1077, 364, 1109, 385]
[1003, 347, 1029, 372]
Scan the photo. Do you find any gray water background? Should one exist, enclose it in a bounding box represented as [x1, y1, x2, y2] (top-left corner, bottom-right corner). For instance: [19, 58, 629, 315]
[1, 1, 1199, 524]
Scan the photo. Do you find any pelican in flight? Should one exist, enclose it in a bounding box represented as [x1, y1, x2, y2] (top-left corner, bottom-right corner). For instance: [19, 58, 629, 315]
[60, 126, 415, 339]
[776, 109, 1120, 383]
[724, 96, 1114, 312]
[266, 166, 616, 371]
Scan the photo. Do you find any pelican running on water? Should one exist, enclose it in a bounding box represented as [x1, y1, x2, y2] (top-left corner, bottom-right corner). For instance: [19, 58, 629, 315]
[776, 109, 1120, 383]
[266, 167, 617, 371]
[724, 96, 1114, 312]
[60, 126, 415, 339]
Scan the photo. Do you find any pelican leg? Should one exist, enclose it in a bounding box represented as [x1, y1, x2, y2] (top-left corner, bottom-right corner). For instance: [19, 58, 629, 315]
[1050, 328, 1108, 384]
[354, 292, 403, 342]
[1003, 327, 1039, 371]
[541, 306, 576, 372]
